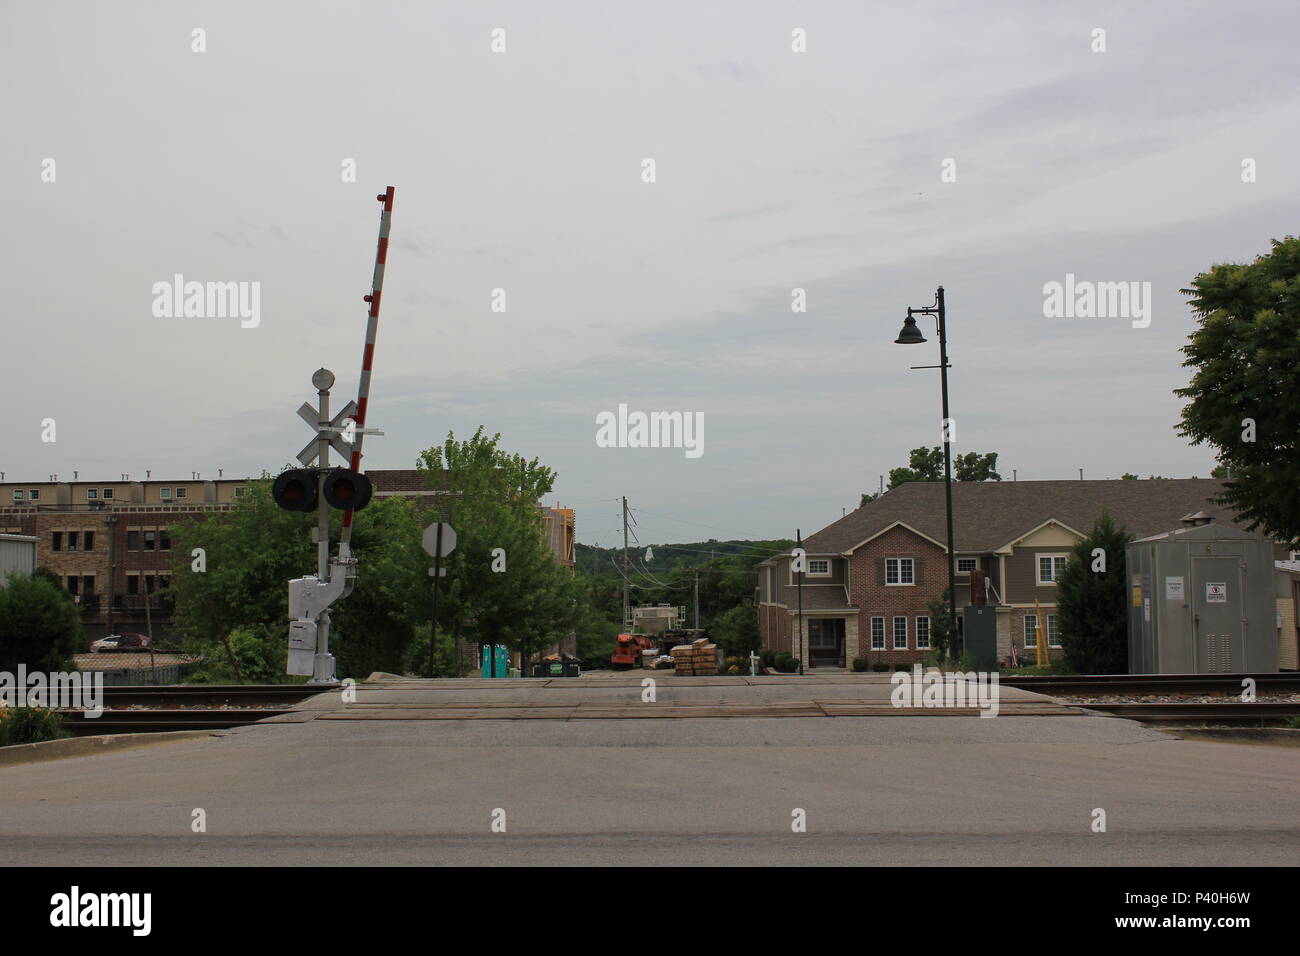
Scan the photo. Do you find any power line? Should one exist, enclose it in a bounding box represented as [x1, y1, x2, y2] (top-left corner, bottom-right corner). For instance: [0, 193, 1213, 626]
[626, 506, 785, 544]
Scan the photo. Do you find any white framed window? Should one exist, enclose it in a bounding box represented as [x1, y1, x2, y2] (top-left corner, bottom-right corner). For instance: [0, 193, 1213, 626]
[807, 558, 830, 577]
[870, 617, 885, 650]
[1024, 614, 1038, 648]
[1037, 554, 1068, 585]
[86, 488, 97, 500]
[916, 616, 930, 649]
[11, 489, 23, 501]
[956, 557, 977, 573]
[885, 557, 915, 586]
[234, 486, 246, 497]
[160, 488, 172, 500]
[1047, 614, 1061, 647]
[893, 616, 908, 649]
[102, 488, 113, 499]
[28, 489, 39, 500]
[175, 487, 188, 499]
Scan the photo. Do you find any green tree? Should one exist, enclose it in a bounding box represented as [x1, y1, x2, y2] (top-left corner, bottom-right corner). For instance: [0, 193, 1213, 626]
[0, 571, 84, 673]
[925, 587, 953, 663]
[1176, 236, 1300, 546]
[888, 446, 944, 487]
[708, 602, 760, 657]
[879, 446, 1001, 494]
[954, 452, 1002, 482]
[1055, 513, 1132, 674]
[417, 427, 583, 670]
[169, 477, 427, 681]
[32, 566, 69, 596]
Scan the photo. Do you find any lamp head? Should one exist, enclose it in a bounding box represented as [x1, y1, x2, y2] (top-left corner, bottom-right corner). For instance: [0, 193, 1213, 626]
[894, 312, 927, 345]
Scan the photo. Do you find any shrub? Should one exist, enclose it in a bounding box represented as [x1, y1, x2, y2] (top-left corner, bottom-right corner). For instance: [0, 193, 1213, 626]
[1056, 513, 1132, 674]
[777, 656, 800, 673]
[852, 657, 869, 672]
[0, 572, 83, 674]
[872, 662, 891, 672]
[893, 662, 910, 671]
[760, 649, 777, 667]
[0, 706, 72, 747]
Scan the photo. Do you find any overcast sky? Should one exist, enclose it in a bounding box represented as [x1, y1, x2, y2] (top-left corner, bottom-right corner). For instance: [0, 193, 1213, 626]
[3, 1, 1297, 547]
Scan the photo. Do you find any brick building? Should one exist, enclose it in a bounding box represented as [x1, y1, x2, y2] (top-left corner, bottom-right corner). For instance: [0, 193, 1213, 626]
[0, 474, 252, 642]
[757, 479, 1297, 669]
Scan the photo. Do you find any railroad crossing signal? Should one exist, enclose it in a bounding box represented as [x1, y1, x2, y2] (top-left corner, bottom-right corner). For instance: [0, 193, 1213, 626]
[296, 399, 360, 466]
[272, 467, 373, 513]
[272, 469, 318, 512]
[322, 468, 373, 511]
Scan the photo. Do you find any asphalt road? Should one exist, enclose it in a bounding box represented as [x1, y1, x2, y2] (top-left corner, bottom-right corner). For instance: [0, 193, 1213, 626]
[2, 675, 1297, 865]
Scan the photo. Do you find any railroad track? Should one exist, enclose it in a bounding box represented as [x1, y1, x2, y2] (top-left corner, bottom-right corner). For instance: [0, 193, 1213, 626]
[999, 672, 1300, 695]
[62, 708, 298, 735]
[56, 684, 336, 735]
[93, 683, 337, 707]
[1072, 701, 1300, 724]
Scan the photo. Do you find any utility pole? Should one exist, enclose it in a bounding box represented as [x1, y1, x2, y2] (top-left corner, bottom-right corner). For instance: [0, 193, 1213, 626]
[693, 568, 700, 630]
[622, 496, 630, 632]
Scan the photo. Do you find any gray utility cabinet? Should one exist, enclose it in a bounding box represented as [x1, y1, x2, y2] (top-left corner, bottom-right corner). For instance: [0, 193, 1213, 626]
[962, 605, 999, 672]
[1126, 520, 1277, 673]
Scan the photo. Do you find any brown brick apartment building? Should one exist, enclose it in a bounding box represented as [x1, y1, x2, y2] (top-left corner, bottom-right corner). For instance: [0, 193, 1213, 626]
[0, 474, 252, 642]
[758, 479, 1298, 669]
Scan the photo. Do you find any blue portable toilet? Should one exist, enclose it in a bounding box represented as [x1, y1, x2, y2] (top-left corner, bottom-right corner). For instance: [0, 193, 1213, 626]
[480, 644, 511, 678]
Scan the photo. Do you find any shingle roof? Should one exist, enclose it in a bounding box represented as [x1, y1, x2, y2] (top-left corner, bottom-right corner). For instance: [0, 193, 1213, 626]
[770, 583, 854, 610]
[802, 479, 1236, 555]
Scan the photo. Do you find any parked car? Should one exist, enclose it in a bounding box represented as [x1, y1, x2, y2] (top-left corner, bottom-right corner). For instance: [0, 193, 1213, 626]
[89, 633, 151, 653]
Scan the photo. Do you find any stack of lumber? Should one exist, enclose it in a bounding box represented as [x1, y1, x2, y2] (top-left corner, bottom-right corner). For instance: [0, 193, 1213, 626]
[671, 639, 718, 676]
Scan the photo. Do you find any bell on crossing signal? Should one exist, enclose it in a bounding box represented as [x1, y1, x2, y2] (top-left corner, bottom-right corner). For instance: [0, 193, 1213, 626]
[272, 469, 319, 512]
[322, 468, 373, 512]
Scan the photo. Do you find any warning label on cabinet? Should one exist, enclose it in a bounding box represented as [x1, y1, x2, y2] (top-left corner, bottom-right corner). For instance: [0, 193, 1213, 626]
[1205, 582, 1227, 603]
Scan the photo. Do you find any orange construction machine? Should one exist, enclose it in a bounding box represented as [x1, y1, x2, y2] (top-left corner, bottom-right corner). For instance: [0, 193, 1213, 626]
[611, 633, 658, 669]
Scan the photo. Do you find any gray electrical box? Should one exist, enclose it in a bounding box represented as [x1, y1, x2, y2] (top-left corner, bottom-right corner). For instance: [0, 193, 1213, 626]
[962, 605, 998, 671]
[1125, 516, 1277, 673]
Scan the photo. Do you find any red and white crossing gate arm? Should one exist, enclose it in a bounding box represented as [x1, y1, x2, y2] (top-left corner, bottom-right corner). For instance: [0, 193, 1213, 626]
[340, 185, 395, 546]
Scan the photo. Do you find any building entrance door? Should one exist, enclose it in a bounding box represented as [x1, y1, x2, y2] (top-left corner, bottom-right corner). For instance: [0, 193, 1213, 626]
[807, 618, 846, 668]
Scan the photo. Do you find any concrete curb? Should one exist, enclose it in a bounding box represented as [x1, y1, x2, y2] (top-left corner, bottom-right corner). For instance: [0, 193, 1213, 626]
[1159, 727, 1300, 748]
[0, 731, 217, 768]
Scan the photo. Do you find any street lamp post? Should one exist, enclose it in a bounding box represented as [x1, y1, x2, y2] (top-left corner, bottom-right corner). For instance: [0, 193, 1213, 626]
[894, 286, 960, 660]
[796, 528, 804, 676]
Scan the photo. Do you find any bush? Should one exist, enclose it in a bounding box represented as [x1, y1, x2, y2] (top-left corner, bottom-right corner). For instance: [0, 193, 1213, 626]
[0, 706, 72, 747]
[776, 656, 801, 673]
[403, 624, 468, 677]
[1056, 513, 1132, 674]
[760, 649, 777, 667]
[851, 657, 869, 672]
[872, 663, 891, 672]
[893, 662, 911, 671]
[0, 572, 83, 674]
